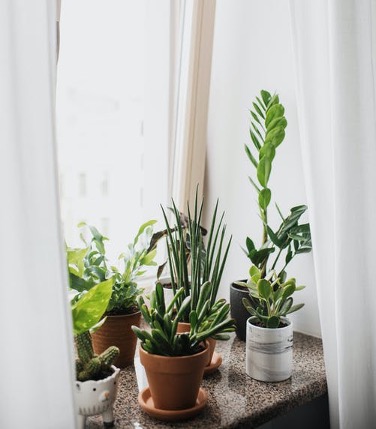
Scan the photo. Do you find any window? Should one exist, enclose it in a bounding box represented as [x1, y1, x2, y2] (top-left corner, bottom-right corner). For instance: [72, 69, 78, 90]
[57, 0, 173, 259]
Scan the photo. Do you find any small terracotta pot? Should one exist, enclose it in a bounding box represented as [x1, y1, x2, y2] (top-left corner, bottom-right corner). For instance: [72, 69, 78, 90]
[177, 322, 216, 366]
[139, 344, 209, 410]
[92, 311, 141, 368]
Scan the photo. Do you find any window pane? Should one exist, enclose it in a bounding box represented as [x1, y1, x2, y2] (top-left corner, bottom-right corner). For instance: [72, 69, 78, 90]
[57, 0, 171, 259]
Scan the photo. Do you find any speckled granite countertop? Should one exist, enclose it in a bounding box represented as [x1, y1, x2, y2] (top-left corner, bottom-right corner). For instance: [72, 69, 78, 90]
[87, 332, 327, 429]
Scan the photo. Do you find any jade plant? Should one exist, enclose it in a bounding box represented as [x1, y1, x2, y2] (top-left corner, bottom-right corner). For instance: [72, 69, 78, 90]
[237, 90, 312, 328]
[161, 191, 232, 322]
[132, 282, 236, 356]
[71, 279, 120, 381]
[68, 220, 158, 315]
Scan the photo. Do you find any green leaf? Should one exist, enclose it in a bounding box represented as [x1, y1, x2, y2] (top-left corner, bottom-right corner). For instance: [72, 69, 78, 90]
[261, 90, 272, 107]
[279, 297, 293, 315]
[250, 130, 262, 151]
[134, 219, 157, 244]
[257, 157, 272, 187]
[257, 279, 272, 300]
[249, 265, 261, 283]
[265, 127, 285, 147]
[267, 225, 283, 247]
[245, 144, 258, 168]
[246, 237, 255, 253]
[253, 103, 265, 119]
[266, 316, 280, 328]
[258, 188, 271, 210]
[259, 143, 276, 161]
[287, 303, 305, 314]
[265, 104, 285, 128]
[71, 278, 113, 336]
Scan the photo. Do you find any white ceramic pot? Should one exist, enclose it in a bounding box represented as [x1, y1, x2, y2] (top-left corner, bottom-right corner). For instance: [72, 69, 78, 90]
[74, 365, 120, 429]
[246, 317, 293, 382]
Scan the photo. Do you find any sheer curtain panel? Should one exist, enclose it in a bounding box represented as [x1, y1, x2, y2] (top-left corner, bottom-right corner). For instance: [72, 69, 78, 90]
[290, 0, 376, 427]
[0, 1, 76, 428]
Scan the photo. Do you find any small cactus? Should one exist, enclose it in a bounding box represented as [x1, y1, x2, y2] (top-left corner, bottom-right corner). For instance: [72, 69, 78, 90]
[76, 331, 119, 382]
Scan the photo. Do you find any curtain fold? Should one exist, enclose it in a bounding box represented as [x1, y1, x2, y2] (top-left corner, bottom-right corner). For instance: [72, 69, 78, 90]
[171, 0, 216, 210]
[290, 0, 376, 427]
[0, 1, 76, 428]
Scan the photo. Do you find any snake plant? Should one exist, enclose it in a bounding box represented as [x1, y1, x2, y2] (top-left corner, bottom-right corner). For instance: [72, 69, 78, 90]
[132, 282, 236, 356]
[161, 191, 232, 322]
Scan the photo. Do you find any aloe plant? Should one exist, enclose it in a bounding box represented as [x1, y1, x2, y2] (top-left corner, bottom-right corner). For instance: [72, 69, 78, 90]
[161, 191, 232, 322]
[239, 90, 312, 328]
[132, 282, 236, 356]
[71, 279, 119, 381]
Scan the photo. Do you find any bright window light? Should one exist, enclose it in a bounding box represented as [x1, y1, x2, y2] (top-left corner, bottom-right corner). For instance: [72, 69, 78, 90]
[56, 0, 172, 260]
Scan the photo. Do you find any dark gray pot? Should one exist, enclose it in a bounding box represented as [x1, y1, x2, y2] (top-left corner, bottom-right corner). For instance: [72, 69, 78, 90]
[230, 281, 251, 341]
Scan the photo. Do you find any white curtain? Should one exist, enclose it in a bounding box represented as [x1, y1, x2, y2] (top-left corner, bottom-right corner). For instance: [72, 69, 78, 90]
[171, 0, 216, 209]
[0, 1, 76, 428]
[290, 0, 376, 427]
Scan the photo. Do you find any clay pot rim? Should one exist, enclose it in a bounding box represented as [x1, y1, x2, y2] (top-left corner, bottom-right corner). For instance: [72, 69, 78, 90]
[75, 365, 120, 387]
[104, 309, 141, 318]
[139, 341, 208, 362]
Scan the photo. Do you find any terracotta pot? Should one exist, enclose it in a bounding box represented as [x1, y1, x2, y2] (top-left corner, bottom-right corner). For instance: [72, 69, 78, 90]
[92, 311, 141, 368]
[139, 344, 209, 410]
[230, 281, 250, 341]
[74, 365, 120, 429]
[177, 322, 216, 366]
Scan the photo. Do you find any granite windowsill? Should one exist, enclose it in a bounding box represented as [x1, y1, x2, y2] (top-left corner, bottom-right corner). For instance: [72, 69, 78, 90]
[87, 332, 327, 429]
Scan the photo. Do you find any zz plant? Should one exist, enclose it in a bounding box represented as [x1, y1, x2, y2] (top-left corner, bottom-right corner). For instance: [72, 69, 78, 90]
[132, 282, 236, 356]
[238, 90, 312, 328]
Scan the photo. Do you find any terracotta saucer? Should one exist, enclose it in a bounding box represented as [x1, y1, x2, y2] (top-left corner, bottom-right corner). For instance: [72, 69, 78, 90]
[204, 351, 222, 375]
[138, 387, 208, 421]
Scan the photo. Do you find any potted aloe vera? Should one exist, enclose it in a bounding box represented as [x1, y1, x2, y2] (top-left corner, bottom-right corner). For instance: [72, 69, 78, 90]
[70, 276, 120, 429]
[132, 282, 235, 421]
[160, 191, 232, 372]
[232, 90, 312, 381]
[68, 220, 158, 367]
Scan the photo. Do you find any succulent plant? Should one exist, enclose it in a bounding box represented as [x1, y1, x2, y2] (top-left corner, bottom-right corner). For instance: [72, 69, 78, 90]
[132, 282, 236, 356]
[161, 190, 232, 322]
[238, 266, 305, 328]
[70, 278, 120, 381]
[75, 331, 119, 382]
[239, 90, 312, 328]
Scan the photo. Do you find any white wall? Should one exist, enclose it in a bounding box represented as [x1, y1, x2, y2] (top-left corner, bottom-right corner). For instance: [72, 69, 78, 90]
[204, 0, 321, 337]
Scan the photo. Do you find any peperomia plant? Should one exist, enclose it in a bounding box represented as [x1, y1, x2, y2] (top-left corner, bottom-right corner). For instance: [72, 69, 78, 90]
[67, 220, 158, 315]
[238, 90, 312, 328]
[71, 279, 120, 381]
[132, 282, 236, 356]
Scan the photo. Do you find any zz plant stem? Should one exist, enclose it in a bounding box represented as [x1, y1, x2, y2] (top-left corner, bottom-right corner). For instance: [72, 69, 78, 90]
[240, 90, 312, 328]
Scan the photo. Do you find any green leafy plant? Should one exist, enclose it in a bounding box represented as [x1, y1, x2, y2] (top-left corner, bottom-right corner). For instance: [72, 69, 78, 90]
[132, 282, 236, 356]
[238, 90, 312, 328]
[67, 220, 158, 315]
[161, 191, 232, 322]
[71, 279, 120, 381]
